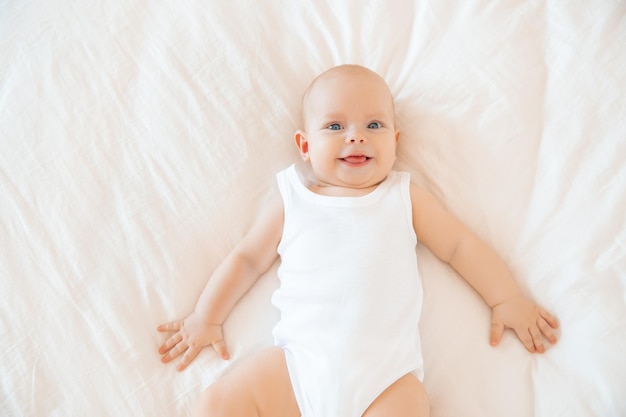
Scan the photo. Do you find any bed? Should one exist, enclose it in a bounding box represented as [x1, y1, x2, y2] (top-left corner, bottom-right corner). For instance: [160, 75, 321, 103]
[1, 1, 625, 416]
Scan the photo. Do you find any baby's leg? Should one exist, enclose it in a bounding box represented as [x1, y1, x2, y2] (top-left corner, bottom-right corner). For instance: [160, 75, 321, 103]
[192, 346, 300, 417]
[363, 373, 430, 417]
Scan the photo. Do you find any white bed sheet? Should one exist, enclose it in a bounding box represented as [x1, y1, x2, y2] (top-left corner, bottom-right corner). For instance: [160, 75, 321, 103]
[1, 1, 625, 416]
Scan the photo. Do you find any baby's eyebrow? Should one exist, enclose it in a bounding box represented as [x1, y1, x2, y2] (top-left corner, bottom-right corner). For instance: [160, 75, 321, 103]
[318, 112, 391, 121]
[319, 113, 344, 121]
[365, 113, 392, 120]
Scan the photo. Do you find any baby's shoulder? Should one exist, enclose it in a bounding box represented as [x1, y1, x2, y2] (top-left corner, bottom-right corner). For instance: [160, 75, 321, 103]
[408, 182, 433, 202]
[407, 182, 447, 218]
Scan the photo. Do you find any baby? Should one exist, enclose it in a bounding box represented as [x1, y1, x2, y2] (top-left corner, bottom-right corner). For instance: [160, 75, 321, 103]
[157, 64, 559, 417]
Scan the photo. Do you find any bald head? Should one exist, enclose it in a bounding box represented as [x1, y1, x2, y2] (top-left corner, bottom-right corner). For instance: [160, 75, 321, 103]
[300, 65, 396, 130]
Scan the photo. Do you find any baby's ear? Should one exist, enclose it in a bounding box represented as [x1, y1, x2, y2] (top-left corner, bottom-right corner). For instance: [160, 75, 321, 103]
[294, 130, 309, 161]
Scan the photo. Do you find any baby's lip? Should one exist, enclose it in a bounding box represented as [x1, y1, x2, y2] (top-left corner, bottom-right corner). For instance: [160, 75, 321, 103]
[340, 155, 371, 165]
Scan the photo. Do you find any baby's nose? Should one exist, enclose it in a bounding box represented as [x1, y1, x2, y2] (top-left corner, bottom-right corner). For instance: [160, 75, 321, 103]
[346, 131, 367, 143]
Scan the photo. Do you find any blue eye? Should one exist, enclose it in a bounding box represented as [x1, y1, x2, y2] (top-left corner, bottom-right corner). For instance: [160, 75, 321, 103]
[368, 122, 382, 129]
[328, 123, 342, 130]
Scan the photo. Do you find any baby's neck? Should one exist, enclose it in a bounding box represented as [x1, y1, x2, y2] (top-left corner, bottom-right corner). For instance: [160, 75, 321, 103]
[296, 166, 388, 197]
[307, 181, 381, 197]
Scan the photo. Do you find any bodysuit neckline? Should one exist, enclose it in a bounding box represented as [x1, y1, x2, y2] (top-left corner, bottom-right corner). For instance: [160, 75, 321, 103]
[286, 164, 397, 208]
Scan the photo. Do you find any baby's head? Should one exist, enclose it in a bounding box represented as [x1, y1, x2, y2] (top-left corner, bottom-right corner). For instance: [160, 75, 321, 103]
[295, 65, 400, 193]
[300, 65, 396, 130]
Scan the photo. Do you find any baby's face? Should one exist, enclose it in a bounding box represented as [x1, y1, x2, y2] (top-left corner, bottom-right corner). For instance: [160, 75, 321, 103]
[296, 68, 399, 194]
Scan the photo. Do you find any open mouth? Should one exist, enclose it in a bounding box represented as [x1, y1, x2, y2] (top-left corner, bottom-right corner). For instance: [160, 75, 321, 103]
[340, 155, 371, 165]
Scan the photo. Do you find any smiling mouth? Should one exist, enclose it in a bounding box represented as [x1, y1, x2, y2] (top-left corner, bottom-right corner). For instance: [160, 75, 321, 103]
[340, 155, 371, 165]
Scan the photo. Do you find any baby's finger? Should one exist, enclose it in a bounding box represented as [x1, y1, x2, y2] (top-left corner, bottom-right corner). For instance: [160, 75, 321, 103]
[539, 308, 559, 329]
[161, 340, 187, 364]
[212, 339, 230, 360]
[157, 321, 183, 333]
[514, 327, 536, 353]
[158, 332, 183, 355]
[177, 345, 202, 372]
[537, 317, 558, 344]
[529, 326, 545, 353]
[490, 321, 505, 346]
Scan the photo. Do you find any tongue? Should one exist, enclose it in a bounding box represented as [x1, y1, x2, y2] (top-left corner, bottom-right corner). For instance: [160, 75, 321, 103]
[343, 156, 368, 164]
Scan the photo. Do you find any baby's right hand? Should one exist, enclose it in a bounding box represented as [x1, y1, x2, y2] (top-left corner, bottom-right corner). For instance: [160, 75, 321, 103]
[157, 312, 230, 372]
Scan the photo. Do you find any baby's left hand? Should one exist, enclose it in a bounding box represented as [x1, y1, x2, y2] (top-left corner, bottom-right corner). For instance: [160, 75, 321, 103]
[490, 295, 559, 353]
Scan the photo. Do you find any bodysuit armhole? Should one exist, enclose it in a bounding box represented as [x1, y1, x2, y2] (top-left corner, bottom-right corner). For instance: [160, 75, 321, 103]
[399, 172, 418, 246]
[275, 166, 294, 254]
[276, 168, 290, 209]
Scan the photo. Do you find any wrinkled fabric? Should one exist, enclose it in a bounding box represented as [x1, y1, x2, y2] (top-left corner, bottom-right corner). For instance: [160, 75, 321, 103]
[0, 1, 624, 416]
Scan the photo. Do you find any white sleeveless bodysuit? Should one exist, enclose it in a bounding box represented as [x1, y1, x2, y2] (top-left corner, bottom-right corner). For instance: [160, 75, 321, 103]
[272, 165, 424, 417]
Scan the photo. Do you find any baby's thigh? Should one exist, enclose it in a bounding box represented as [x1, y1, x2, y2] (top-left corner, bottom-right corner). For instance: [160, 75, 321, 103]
[192, 346, 299, 417]
[363, 373, 430, 417]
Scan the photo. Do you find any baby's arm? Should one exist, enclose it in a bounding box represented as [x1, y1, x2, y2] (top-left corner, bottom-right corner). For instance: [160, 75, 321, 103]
[158, 193, 284, 371]
[410, 184, 558, 353]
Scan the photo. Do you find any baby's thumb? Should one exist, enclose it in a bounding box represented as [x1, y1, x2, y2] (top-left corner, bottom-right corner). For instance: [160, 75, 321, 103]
[490, 321, 504, 346]
[212, 339, 230, 360]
